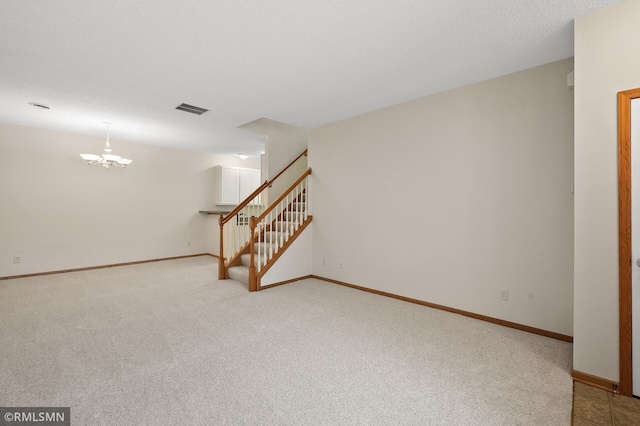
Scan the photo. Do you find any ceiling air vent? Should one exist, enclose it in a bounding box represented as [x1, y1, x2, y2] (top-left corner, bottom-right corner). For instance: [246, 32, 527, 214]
[29, 102, 50, 110]
[175, 103, 209, 115]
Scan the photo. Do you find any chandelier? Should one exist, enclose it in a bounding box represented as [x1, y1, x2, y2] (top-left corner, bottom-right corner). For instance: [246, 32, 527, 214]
[80, 122, 132, 169]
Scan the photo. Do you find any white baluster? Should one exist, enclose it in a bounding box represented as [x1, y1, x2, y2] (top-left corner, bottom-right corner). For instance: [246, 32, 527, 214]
[301, 181, 305, 221]
[275, 201, 280, 250]
[297, 184, 302, 228]
[226, 222, 230, 258]
[293, 186, 298, 231]
[273, 208, 278, 255]
[268, 210, 273, 261]
[278, 199, 282, 244]
[304, 178, 308, 221]
[284, 192, 289, 240]
[256, 221, 260, 273]
[292, 185, 296, 230]
[293, 190, 297, 231]
[290, 188, 295, 232]
[297, 183, 301, 227]
[259, 216, 263, 268]
[264, 215, 268, 268]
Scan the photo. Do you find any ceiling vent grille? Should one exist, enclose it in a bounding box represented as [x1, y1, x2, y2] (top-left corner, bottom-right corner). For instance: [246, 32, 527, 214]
[29, 102, 50, 110]
[175, 103, 208, 115]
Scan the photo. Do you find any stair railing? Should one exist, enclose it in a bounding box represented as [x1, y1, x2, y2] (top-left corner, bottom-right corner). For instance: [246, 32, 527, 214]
[249, 168, 312, 291]
[218, 182, 268, 279]
[218, 150, 307, 279]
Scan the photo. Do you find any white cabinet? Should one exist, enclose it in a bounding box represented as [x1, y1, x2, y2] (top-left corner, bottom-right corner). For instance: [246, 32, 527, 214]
[239, 168, 261, 201]
[219, 166, 240, 205]
[214, 165, 261, 205]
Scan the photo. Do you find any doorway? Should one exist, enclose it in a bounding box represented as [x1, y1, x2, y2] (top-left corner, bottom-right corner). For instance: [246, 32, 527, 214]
[617, 88, 640, 397]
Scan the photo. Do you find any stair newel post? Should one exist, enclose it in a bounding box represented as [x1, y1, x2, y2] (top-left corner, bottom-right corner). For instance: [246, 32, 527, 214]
[249, 216, 258, 292]
[218, 214, 226, 280]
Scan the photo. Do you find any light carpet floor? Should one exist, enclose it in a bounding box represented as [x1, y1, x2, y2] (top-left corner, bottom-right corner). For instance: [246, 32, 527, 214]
[0, 256, 572, 425]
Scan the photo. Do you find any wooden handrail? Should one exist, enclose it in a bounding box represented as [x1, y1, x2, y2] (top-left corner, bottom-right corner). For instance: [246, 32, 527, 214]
[268, 149, 308, 185]
[254, 168, 312, 224]
[220, 149, 308, 226]
[220, 180, 269, 226]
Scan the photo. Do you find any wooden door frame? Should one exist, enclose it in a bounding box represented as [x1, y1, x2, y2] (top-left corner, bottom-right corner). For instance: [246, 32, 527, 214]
[618, 87, 640, 396]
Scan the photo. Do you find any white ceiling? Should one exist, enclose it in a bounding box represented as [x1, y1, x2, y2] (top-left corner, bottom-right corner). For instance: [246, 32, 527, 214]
[0, 0, 623, 157]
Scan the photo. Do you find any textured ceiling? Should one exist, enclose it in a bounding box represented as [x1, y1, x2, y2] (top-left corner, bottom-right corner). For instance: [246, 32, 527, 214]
[0, 0, 623, 157]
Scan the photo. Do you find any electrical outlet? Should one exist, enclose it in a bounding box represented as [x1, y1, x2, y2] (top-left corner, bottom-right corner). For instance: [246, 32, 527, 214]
[322, 258, 326, 266]
[13, 256, 21, 264]
[339, 261, 344, 269]
[500, 290, 509, 301]
[187, 242, 191, 247]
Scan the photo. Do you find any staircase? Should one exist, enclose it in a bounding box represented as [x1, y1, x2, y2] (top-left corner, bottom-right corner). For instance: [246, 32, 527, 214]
[218, 151, 311, 291]
[227, 195, 307, 286]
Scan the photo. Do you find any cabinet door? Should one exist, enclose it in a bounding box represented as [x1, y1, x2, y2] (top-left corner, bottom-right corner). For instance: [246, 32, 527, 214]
[220, 167, 240, 205]
[239, 168, 261, 204]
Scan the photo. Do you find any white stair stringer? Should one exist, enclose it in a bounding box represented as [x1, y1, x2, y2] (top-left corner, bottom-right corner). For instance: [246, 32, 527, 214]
[259, 223, 312, 287]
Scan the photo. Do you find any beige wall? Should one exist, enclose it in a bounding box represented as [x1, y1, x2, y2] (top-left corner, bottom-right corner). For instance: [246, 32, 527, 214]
[267, 154, 308, 206]
[263, 123, 308, 205]
[309, 58, 575, 336]
[0, 123, 257, 276]
[574, 0, 640, 382]
[261, 227, 312, 286]
[263, 124, 307, 183]
[238, 118, 308, 206]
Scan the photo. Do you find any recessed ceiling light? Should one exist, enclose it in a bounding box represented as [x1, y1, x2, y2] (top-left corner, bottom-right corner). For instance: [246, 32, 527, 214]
[238, 154, 249, 160]
[29, 102, 50, 110]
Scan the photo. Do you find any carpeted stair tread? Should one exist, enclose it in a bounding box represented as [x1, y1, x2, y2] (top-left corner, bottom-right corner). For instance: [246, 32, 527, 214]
[263, 231, 287, 244]
[240, 253, 264, 267]
[227, 265, 249, 286]
[290, 202, 306, 211]
[283, 211, 304, 221]
[272, 221, 299, 232]
[253, 242, 278, 254]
